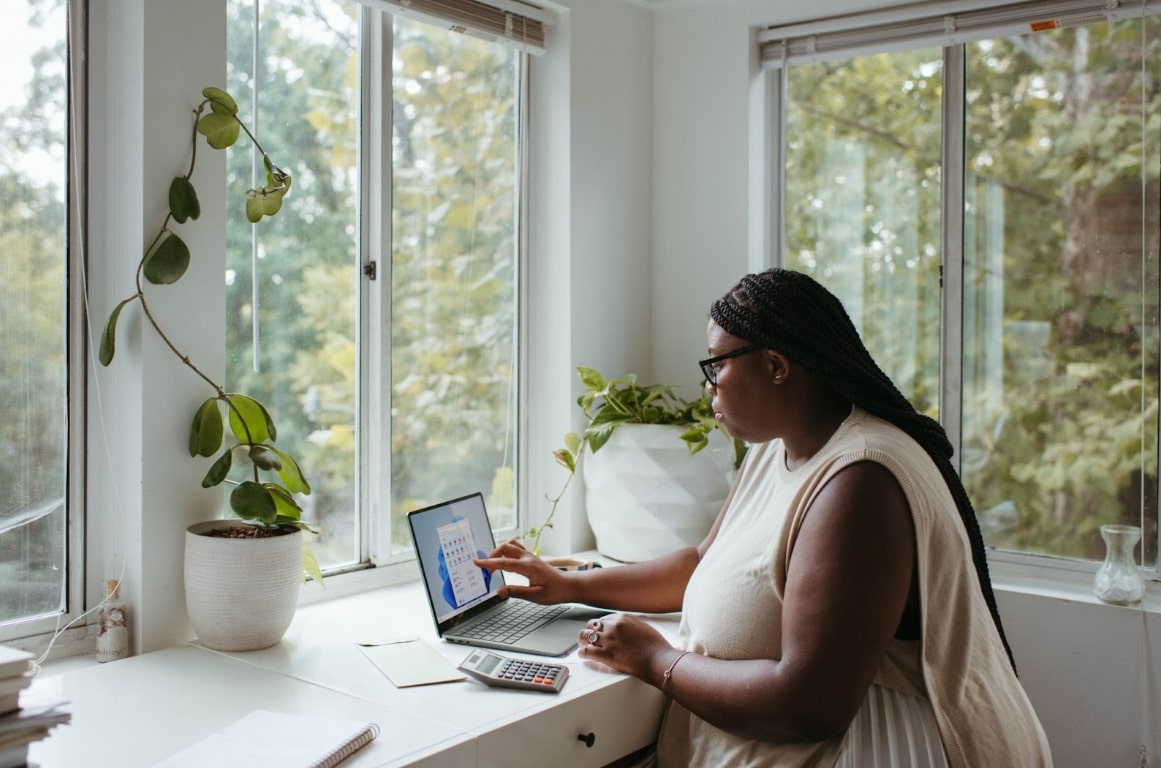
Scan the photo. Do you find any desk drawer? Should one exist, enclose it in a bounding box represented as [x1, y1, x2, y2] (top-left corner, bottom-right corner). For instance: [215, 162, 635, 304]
[475, 678, 664, 768]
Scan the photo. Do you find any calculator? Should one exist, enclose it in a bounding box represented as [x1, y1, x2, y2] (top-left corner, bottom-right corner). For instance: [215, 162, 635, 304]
[457, 649, 569, 693]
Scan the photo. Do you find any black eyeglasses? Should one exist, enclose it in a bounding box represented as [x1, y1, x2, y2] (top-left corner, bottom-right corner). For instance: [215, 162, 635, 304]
[698, 344, 764, 386]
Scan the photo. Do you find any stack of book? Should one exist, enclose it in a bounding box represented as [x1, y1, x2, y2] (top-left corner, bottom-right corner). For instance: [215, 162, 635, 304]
[0, 646, 70, 768]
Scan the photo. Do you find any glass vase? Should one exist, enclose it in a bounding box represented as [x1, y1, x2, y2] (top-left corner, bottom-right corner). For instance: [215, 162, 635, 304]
[1093, 524, 1144, 606]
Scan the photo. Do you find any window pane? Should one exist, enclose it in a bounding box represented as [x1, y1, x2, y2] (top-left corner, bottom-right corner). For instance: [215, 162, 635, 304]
[784, 50, 945, 415]
[961, 18, 1160, 564]
[227, 0, 360, 569]
[0, 1, 68, 623]
[227, 3, 523, 565]
[390, 16, 520, 551]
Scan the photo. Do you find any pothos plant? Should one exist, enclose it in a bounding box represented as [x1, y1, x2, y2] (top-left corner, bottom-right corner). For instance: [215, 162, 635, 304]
[527, 366, 748, 555]
[98, 87, 322, 582]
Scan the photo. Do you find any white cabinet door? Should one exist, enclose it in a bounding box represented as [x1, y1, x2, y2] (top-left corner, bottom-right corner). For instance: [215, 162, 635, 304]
[475, 679, 665, 768]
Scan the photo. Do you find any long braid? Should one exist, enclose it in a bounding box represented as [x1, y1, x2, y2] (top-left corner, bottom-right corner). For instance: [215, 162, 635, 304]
[711, 268, 1016, 672]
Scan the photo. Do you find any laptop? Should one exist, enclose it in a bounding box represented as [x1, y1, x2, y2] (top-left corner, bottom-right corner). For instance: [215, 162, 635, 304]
[407, 492, 605, 657]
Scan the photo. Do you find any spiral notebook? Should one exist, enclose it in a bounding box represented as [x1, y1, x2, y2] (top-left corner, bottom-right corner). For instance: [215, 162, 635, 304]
[153, 709, 379, 768]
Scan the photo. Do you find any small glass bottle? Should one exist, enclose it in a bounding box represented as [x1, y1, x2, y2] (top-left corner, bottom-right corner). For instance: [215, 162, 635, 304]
[1093, 524, 1145, 606]
[96, 579, 130, 662]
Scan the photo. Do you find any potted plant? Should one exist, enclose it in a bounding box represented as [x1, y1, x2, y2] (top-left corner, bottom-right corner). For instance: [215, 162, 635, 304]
[98, 87, 321, 651]
[529, 367, 747, 561]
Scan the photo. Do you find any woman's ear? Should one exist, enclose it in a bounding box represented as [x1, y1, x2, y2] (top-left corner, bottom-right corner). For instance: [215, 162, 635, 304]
[766, 350, 790, 383]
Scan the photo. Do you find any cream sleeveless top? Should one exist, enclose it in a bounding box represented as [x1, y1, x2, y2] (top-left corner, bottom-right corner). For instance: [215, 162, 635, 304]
[655, 407, 1052, 768]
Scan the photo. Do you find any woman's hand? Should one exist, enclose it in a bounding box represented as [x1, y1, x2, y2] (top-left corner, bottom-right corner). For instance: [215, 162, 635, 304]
[474, 538, 575, 604]
[577, 613, 674, 682]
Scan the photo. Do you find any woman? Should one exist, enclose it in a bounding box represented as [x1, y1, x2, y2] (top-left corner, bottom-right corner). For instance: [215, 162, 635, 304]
[478, 268, 1052, 767]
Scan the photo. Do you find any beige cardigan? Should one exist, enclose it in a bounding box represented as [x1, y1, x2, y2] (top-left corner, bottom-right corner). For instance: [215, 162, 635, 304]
[656, 407, 1053, 767]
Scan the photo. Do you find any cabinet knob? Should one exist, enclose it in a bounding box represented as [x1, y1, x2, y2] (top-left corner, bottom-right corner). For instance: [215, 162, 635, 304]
[577, 732, 596, 748]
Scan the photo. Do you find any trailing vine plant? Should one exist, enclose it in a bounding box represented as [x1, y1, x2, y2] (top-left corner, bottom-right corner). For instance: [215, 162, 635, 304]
[98, 87, 322, 582]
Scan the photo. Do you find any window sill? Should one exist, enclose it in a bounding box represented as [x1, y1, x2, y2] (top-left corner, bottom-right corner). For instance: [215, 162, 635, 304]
[990, 552, 1161, 614]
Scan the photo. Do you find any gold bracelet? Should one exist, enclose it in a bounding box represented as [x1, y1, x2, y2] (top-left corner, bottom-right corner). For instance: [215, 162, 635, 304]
[661, 650, 690, 692]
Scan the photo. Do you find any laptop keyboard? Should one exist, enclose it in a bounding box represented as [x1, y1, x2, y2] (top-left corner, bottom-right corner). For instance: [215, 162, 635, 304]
[457, 601, 570, 644]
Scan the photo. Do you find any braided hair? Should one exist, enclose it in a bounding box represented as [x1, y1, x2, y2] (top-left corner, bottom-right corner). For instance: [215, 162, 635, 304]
[710, 268, 1016, 672]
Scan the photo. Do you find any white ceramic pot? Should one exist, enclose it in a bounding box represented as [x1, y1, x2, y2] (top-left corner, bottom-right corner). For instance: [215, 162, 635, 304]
[184, 520, 302, 652]
[584, 424, 737, 562]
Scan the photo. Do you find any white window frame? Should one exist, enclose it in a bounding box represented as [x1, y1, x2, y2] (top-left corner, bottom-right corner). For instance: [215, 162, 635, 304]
[0, 0, 89, 652]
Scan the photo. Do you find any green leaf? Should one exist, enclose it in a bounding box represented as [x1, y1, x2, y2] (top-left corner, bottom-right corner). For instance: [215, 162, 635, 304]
[301, 542, 324, 586]
[249, 445, 283, 472]
[589, 408, 631, 428]
[587, 421, 624, 453]
[168, 176, 200, 223]
[201, 447, 233, 488]
[577, 366, 606, 391]
[143, 232, 190, 285]
[270, 447, 311, 494]
[189, 398, 224, 457]
[230, 480, 277, 524]
[245, 196, 264, 223]
[679, 426, 709, 454]
[227, 394, 275, 444]
[552, 449, 575, 472]
[262, 156, 290, 186]
[732, 438, 747, 470]
[245, 187, 287, 223]
[98, 296, 137, 366]
[202, 86, 238, 115]
[197, 112, 240, 150]
[266, 484, 302, 518]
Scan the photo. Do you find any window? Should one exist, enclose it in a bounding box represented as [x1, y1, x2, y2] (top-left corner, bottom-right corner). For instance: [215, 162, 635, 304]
[768, 2, 1160, 568]
[783, 48, 944, 416]
[226, 0, 526, 571]
[0, 0, 77, 634]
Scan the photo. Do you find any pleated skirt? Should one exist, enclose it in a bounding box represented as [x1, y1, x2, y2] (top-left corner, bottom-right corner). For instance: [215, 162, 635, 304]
[634, 683, 949, 768]
[834, 683, 949, 768]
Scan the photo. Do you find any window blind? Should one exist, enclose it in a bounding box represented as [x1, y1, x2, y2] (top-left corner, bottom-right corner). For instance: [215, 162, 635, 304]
[359, 0, 552, 54]
[758, 0, 1159, 68]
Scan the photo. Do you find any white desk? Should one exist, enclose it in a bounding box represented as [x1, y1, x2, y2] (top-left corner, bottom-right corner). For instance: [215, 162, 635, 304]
[26, 582, 675, 767]
[25, 645, 474, 767]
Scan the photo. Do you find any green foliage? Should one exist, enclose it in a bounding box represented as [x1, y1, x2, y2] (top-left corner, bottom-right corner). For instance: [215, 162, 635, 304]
[142, 232, 191, 285]
[783, 17, 1161, 562]
[385, 14, 521, 534]
[222, 1, 365, 568]
[527, 367, 747, 555]
[220, 5, 525, 564]
[97, 86, 321, 583]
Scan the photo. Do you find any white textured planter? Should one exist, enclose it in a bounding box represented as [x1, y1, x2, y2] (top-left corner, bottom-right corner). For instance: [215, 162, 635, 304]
[584, 425, 737, 562]
[184, 521, 302, 652]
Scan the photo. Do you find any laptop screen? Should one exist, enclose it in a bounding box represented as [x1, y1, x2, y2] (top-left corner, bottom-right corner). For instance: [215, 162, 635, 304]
[407, 492, 508, 626]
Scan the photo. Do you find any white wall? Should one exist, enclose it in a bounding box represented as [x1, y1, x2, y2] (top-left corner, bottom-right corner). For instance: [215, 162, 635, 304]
[998, 588, 1161, 767]
[525, 0, 655, 555]
[646, 1, 1160, 765]
[88, 0, 228, 654]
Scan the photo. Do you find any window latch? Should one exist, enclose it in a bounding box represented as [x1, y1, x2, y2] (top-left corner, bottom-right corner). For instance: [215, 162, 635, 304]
[363, 261, 377, 280]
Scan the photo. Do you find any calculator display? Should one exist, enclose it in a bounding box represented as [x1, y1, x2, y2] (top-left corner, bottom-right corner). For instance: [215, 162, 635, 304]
[477, 653, 501, 674]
